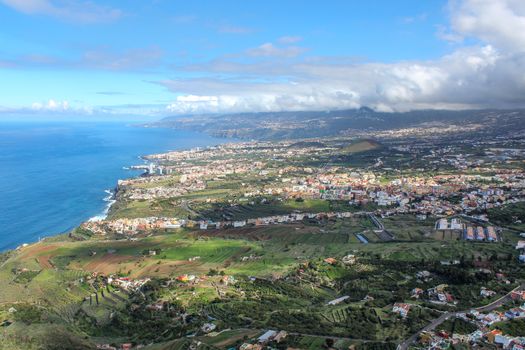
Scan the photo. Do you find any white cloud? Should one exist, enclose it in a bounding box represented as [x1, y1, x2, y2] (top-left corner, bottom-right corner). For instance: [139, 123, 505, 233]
[436, 24, 463, 43]
[163, 43, 525, 113]
[246, 43, 307, 58]
[447, 0, 525, 52]
[31, 99, 70, 111]
[278, 36, 303, 44]
[161, 0, 525, 114]
[0, 0, 123, 23]
[27, 99, 96, 114]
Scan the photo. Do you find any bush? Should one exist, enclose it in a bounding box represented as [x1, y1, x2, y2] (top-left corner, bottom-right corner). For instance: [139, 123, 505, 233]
[13, 304, 43, 324]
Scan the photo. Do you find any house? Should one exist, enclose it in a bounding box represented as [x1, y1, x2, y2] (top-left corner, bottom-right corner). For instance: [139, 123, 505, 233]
[96, 345, 117, 350]
[176, 274, 189, 283]
[480, 288, 496, 298]
[201, 323, 217, 333]
[220, 275, 236, 286]
[440, 260, 460, 266]
[327, 296, 349, 305]
[258, 330, 277, 343]
[324, 257, 337, 265]
[465, 227, 475, 240]
[505, 307, 525, 319]
[476, 226, 485, 240]
[164, 221, 181, 229]
[450, 218, 463, 230]
[437, 218, 449, 230]
[411, 288, 424, 299]
[511, 291, 525, 301]
[495, 334, 513, 347]
[416, 270, 432, 281]
[342, 254, 356, 265]
[445, 293, 454, 303]
[486, 226, 498, 241]
[233, 220, 246, 228]
[486, 329, 503, 343]
[274, 330, 288, 343]
[392, 303, 411, 318]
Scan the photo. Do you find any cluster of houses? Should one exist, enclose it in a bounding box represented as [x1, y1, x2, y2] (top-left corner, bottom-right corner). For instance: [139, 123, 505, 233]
[418, 328, 525, 350]
[86, 136, 525, 248]
[410, 284, 455, 305]
[81, 211, 358, 236]
[107, 276, 151, 292]
[118, 138, 525, 223]
[251, 171, 524, 217]
[82, 217, 185, 235]
[417, 295, 525, 349]
[419, 289, 525, 350]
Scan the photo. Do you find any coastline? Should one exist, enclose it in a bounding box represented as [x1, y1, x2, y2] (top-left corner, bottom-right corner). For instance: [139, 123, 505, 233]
[88, 189, 117, 222]
[0, 122, 231, 252]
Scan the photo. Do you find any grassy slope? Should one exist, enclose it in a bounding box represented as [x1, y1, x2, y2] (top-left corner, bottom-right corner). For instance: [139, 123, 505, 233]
[1, 211, 522, 349]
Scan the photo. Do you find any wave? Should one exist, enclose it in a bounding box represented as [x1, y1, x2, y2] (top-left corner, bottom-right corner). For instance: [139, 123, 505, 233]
[88, 189, 116, 222]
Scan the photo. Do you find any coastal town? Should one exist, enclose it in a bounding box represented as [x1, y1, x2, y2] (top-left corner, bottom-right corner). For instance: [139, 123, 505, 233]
[3, 129, 525, 350]
[5, 0, 525, 348]
[82, 137, 525, 246]
[62, 131, 525, 350]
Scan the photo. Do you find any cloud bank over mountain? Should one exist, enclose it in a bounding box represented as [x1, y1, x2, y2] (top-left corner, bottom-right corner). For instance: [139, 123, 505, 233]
[164, 0, 525, 114]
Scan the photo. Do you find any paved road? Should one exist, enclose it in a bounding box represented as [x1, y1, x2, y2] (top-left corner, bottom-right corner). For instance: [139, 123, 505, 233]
[397, 283, 524, 350]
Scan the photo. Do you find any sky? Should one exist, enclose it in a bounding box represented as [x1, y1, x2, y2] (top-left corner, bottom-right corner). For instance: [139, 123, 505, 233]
[0, 0, 525, 119]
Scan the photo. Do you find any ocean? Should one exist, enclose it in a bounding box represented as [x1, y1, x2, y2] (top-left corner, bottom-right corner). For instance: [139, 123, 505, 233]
[0, 121, 226, 251]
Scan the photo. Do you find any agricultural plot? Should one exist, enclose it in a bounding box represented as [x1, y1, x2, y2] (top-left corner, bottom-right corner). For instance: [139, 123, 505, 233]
[108, 198, 190, 220]
[198, 198, 332, 221]
[381, 215, 435, 241]
[80, 288, 129, 326]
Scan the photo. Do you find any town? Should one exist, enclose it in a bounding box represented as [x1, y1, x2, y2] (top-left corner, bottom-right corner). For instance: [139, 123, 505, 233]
[2, 127, 525, 350]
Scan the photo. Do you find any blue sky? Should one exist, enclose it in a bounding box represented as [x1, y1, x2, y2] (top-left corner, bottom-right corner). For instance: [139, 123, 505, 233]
[1, 0, 524, 118]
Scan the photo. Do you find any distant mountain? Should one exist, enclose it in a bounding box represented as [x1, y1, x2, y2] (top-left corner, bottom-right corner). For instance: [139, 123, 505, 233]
[149, 108, 525, 140]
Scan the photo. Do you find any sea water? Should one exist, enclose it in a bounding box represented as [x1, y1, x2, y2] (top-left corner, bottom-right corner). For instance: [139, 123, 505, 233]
[0, 120, 226, 251]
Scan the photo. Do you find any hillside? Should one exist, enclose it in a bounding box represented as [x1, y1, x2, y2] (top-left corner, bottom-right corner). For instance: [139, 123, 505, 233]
[149, 108, 525, 140]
